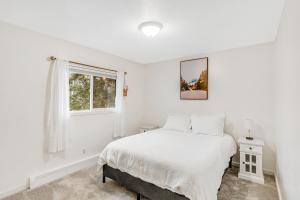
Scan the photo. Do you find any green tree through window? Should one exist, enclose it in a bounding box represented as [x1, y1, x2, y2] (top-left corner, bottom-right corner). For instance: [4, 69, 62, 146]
[93, 77, 116, 108]
[69, 73, 90, 111]
[69, 71, 116, 111]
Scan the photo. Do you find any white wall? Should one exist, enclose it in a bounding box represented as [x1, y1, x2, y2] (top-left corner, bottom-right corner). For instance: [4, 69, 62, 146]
[274, 0, 300, 199]
[2, 2, 300, 198]
[143, 43, 276, 172]
[0, 21, 145, 194]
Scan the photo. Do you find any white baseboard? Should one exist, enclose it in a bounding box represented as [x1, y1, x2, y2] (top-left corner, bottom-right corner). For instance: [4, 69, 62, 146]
[29, 154, 98, 189]
[0, 183, 28, 199]
[275, 173, 284, 200]
[0, 154, 99, 199]
[263, 168, 275, 176]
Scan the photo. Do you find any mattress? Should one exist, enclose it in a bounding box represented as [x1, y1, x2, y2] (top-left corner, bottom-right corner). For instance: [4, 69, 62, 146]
[98, 129, 237, 200]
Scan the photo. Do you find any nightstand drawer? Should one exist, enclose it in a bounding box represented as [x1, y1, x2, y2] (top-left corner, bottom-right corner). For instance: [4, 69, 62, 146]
[240, 144, 262, 154]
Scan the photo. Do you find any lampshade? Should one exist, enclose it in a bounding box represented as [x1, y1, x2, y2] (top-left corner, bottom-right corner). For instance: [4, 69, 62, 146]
[244, 119, 253, 130]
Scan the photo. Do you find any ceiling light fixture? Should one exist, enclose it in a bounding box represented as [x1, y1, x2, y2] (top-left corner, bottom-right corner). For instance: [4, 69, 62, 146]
[139, 21, 163, 37]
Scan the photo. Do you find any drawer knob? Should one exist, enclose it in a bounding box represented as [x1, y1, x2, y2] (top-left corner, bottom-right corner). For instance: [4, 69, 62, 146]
[249, 147, 252, 150]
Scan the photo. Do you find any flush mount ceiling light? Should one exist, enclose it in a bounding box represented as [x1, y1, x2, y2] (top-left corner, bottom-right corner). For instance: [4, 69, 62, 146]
[139, 21, 163, 37]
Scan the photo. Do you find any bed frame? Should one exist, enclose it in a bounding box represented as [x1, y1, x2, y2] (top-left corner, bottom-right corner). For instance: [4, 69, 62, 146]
[102, 157, 233, 200]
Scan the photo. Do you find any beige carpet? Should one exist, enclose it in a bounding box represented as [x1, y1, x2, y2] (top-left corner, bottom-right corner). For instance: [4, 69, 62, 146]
[2, 167, 278, 200]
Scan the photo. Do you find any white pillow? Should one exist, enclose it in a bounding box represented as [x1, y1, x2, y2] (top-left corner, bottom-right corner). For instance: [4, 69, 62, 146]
[163, 114, 191, 132]
[191, 114, 225, 136]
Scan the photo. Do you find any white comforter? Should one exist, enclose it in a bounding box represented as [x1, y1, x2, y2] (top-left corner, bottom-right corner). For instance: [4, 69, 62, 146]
[98, 129, 237, 200]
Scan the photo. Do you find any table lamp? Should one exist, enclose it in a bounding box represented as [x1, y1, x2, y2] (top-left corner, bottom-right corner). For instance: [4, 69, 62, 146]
[244, 119, 254, 140]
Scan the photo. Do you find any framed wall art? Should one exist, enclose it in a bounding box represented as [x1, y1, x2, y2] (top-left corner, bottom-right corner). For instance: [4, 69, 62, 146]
[180, 57, 208, 100]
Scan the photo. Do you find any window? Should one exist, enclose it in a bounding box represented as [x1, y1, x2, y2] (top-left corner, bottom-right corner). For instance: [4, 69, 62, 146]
[69, 66, 116, 113]
[93, 76, 116, 108]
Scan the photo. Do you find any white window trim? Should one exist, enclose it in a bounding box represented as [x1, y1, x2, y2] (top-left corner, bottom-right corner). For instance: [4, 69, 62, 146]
[70, 108, 116, 116]
[90, 74, 93, 111]
[69, 65, 117, 116]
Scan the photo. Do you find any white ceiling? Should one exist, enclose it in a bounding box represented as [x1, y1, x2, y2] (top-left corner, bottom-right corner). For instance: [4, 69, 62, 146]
[0, 0, 285, 64]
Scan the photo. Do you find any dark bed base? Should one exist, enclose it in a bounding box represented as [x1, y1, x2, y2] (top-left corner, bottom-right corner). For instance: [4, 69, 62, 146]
[103, 157, 233, 200]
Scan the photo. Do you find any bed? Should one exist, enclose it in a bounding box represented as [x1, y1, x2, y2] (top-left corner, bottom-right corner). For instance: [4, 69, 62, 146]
[98, 129, 237, 200]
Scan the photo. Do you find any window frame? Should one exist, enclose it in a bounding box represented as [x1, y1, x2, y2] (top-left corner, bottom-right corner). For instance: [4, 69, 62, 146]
[69, 65, 117, 116]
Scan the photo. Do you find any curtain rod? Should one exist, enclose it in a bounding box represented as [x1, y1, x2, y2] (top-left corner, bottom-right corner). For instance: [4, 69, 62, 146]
[48, 56, 127, 74]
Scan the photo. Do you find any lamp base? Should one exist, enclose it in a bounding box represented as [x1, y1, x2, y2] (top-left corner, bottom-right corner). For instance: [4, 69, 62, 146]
[246, 136, 254, 140]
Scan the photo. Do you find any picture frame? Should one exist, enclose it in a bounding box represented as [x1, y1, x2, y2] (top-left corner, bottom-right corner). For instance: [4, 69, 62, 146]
[180, 57, 208, 100]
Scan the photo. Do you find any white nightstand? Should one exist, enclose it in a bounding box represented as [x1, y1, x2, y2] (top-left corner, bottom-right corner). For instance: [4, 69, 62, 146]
[238, 137, 264, 184]
[139, 124, 159, 133]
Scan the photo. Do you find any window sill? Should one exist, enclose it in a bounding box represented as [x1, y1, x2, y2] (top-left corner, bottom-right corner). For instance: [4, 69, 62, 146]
[70, 109, 117, 116]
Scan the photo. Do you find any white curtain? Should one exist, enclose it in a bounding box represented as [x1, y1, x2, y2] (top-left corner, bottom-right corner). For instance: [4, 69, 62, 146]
[46, 59, 70, 153]
[113, 72, 126, 138]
